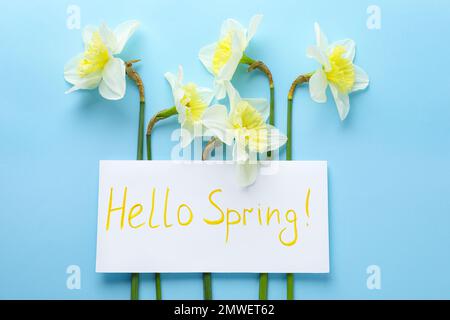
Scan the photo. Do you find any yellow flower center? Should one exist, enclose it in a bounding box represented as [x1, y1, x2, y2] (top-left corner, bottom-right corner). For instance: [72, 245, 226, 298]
[180, 83, 208, 122]
[78, 32, 110, 78]
[231, 101, 268, 152]
[325, 46, 355, 94]
[212, 32, 233, 75]
[231, 101, 265, 130]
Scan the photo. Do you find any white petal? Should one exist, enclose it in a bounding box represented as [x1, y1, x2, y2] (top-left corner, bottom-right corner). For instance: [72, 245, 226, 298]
[99, 23, 119, 53]
[196, 86, 215, 106]
[99, 58, 126, 100]
[65, 86, 80, 94]
[214, 80, 227, 100]
[177, 65, 184, 82]
[221, 18, 246, 47]
[216, 32, 243, 80]
[65, 79, 102, 93]
[244, 99, 269, 121]
[233, 137, 249, 162]
[226, 82, 242, 113]
[247, 14, 263, 44]
[265, 125, 288, 152]
[198, 42, 217, 75]
[306, 45, 331, 71]
[180, 122, 195, 148]
[192, 122, 205, 139]
[202, 104, 233, 145]
[64, 53, 84, 84]
[64, 54, 102, 92]
[176, 104, 187, 124]
[351, 65, 370, 92]
[331, 39, 355, 61]
[164, 71, 178, 91]
[217, 54, 241, 81]
[247, 125, 287, 154]
[329, 84, 350, 121]
[165, 69, 184, 96]
[314, 22, 329, 51]
[309, 68, 328, 103]
[113, 20, 139, 54]
[247, 130, 266, 153]
[82, 25, 97, 44]
[221, 18, 244, 34]
[167, 66, 186, 101]
[236, 161, 258, 187]
[174, 92, 187, 121]
[164, 70, 186, 120]
[65, 73, 103, 93]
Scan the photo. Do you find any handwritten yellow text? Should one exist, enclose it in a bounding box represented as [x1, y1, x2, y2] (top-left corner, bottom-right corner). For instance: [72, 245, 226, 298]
[105, 187, 311, 247]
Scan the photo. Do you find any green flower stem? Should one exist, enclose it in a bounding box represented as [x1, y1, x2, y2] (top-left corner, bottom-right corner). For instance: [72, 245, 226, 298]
[240, 54, 275, 126]
[201, 137, 220, 300]
[259, 273, 268, 300]
[126, 60, 146, 301]
[146, 107, 177, 301]
[239, 54, 255, 65]
[286, 73, 312, 300]
[286, 73, 312, 161]
[287, 98, 294, 161]
[155, 273, 162, 300]
[287, 273, 294, 300]
[145, 105, 177, 300]
[203, 273, 212, 300]
[146, 106, 178, 161]
[130, 273, 139, 300]
[240, 54, 275, 300]
[269, 86, 275, 126]
[137, 101, 145, 159]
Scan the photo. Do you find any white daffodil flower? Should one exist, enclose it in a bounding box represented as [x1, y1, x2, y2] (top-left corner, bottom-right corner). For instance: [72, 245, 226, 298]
[64, 20, 140, 100]
[165, 66, 229, 148]
[206, 85, 287, 187]
[307, 23, 369, 120]
[198, 14, 263, 100]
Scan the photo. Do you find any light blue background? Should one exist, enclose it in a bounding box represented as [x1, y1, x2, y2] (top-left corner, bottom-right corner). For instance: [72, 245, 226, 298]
[1, 0, 449, 299]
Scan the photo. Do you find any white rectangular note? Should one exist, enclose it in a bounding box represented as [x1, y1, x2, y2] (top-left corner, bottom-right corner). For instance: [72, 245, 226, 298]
[96, 161, 329, 273]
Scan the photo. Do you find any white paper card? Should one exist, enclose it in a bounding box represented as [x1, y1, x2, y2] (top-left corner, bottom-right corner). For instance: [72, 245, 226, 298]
[96, 161, 329, 273]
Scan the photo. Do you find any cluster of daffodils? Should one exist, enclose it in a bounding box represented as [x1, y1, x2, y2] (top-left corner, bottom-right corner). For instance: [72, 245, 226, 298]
[64, 20, 140, 100]
[164, 15, 286, 187]
[166, 66, 286, 187]
[64, 18, 370, 187]
[307, 23, 369, 120]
